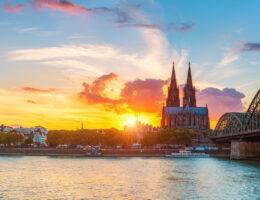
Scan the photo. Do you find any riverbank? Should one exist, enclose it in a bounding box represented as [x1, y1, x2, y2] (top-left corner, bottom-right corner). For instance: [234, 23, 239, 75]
[0, 148, 177, 157]
[1, 148, 251, 159]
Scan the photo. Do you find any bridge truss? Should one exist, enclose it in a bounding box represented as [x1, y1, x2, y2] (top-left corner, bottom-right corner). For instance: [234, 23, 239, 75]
[212, 89, 260, 139]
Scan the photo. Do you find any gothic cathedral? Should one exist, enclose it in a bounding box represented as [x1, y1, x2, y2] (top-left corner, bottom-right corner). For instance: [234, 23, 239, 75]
[161, 62, 210, 131]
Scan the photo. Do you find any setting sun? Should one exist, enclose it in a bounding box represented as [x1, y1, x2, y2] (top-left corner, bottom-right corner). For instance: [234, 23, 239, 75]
[124, 116, 137, 127]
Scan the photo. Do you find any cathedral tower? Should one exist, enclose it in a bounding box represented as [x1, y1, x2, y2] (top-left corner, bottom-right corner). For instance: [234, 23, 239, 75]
[166, 62, 180, 107]
[183, 62, 196, 107]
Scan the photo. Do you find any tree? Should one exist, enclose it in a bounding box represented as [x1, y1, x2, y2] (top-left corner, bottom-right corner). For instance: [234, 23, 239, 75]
[0, 132, 24, 146]
[141, 128, 194, 146]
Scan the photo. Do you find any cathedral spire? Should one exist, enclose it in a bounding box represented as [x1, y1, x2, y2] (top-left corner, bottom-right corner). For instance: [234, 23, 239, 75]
[166, 61, 180, 107]
[170, 61, 178, 89]
[187, 62, 193, 88]
[183, 62, 196, 107]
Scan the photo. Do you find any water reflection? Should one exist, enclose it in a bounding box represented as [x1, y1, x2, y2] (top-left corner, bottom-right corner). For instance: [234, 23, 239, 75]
[0, 157, 259, 199]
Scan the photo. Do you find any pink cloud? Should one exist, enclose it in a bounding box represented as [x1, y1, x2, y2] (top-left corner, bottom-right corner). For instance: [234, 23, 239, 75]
[197, 87, 245, 120]
[3, 1, 25, 13]
[34, 0, 87, 15]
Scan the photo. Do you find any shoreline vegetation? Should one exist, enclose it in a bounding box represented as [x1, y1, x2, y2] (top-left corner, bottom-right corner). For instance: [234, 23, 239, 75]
[47, 128, 197, 147]
[0, 128, 198, 148]
[0, 128, 223, 157]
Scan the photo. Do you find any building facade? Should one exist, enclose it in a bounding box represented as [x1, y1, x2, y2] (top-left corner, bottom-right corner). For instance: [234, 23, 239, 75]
[161, 62, 209, 131]
[1, 125, 48, 145]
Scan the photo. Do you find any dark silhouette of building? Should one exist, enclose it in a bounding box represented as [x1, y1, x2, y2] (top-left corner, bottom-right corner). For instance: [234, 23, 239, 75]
[183, 62, 196, 107]
[166, 62, 180, 107]
[161, 61, 209, 131]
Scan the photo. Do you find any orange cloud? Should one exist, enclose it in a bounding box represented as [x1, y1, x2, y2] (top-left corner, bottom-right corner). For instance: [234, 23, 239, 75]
[34, 0, 87, 15]
[22, 87, 57, 93]
[121, 79, 166, 112]
[79, 73, 246, 128]
[79, 73, 122, 105]
[3, 1, 25, 13]
[80, 73, 166, 113]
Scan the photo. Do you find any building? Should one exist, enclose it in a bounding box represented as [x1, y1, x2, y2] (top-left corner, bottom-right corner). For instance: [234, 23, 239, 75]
[1, 125, 48, 145]
[0, 125, 14, 132]
[32, 126, 48, 145]
[161, 62, 210, 131]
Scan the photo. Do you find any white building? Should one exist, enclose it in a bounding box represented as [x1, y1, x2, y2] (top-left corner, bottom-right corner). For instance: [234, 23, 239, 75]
[0, 125, 14, 132]
[32, 126, 48, 145]
[2, 125, 49, 145]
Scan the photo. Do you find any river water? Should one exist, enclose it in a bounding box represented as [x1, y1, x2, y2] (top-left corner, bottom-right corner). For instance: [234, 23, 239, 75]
[0, 156, 259, 200]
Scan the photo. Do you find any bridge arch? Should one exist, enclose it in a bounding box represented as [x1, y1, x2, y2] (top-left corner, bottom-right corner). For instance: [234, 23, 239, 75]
[213, 89, 260, 138]
[244, 89, 260, 131]
[214, 112, 245, 137]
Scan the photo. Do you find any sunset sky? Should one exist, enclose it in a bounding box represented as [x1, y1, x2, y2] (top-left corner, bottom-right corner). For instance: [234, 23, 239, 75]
[0, 0, 259, 130]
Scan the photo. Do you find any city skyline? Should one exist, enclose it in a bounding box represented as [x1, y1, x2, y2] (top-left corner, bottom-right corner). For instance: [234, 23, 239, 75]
[0, 0, 259, 130]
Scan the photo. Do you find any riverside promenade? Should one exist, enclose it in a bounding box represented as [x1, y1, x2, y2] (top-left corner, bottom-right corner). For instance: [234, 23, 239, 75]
[0, 148, 177, 157]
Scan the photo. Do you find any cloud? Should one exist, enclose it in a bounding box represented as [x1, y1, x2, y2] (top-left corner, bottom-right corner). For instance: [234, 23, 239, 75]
[34, 0, 132, 23]
[3, 0, 25, 13]
[79, 73, 166, 113]
[197, 87, 245, 120]
[7, 4, 188, 82]
[120, 23, 160, 30]
[240, 42, 260, 51]
[22, 87, 58, 93]
[6, 40, 174, 80]
[16, 27, 40, 33]
[219, 50, 240, 66]
[219, 41, 260, 66]
[79, 73, 122, 105]
[91, 7, 132, 24]
[79, 73, 245, 122]
[167, 22, 195, 32]
[118, 21, 195, 33]
[121, 78, 166, 112]
[33, 1, 193, 33]
[27, 100, 38, 104]
[15, 26, 57, 37]
[34, 0, 87, 15]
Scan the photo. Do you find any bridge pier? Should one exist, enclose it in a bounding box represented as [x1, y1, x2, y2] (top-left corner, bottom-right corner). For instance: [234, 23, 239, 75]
[230, 140, 260, 160]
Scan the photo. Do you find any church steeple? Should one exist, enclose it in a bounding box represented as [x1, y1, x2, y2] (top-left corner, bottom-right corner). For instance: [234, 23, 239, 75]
[187, 62, 193, 87]
[183, 62, 196, 107]
[166, 61, 180, 107]
[170, 61, 178, 89]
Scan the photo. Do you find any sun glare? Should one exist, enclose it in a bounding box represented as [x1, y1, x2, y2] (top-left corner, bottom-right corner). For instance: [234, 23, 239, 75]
[124, 116, 136, 127]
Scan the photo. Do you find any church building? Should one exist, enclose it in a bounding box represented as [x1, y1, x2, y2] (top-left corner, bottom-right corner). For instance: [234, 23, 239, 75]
[161, 62, 210, 131]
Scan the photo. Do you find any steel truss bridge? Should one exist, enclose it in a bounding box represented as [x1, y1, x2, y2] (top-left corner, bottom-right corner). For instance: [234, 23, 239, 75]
[211, 89, 260, 141]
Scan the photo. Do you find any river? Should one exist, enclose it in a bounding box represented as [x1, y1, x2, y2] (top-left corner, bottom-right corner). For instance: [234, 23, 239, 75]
[0, 156, 259, 199]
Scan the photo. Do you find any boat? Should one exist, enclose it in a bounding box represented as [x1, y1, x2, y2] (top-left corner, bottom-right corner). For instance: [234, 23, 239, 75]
[165, 150, 209, 158]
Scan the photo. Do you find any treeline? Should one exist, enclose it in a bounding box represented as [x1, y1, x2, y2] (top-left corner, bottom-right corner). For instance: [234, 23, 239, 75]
[0, 132, 24, 146]
[47, 128, 194, 147]
[47, 128, 134, 147]
[0, 128, 195, 147]
[141, 128, 194, 146]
